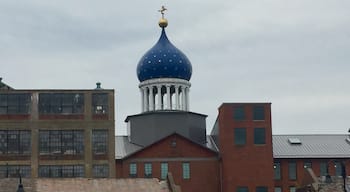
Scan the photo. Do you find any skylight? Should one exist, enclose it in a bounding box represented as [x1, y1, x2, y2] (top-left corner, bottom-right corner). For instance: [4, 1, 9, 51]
[288, 138, 302, 145]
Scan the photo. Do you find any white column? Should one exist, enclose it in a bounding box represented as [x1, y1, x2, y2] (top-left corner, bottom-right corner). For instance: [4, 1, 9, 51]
[157, 85, 162, 110]
[175, 85, 179, 110]
[185, 87, 190, 111]
[181, 86, 186, 110]
[166, 85, 171, 110]
[149, 86, 154, 111]
[141, 88, 144, 112]
[143, 88, 149, 112]
[145, 88, 150, 112]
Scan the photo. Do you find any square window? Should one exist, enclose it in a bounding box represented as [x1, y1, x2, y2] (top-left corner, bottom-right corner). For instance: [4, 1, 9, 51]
[253, 106, 265, 120]
[93, 164, 109, 178]
[92, 93, 109, 114]
[234, 128, 246, 145]
[254, 128, 266, 144]
[233, 106, 245, 120]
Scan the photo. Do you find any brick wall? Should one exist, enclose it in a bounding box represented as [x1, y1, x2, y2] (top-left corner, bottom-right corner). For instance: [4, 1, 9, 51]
[274, 159, 350, 191]
[117, 134, 220, 192]
[218, 103, 274, 192]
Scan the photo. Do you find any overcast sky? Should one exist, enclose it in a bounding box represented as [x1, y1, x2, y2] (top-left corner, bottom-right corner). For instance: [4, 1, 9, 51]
[1, 0, 349, 135]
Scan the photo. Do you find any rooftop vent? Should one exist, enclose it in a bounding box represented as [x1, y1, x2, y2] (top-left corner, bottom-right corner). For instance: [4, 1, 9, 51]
[346, 137, 350, 144]
[95, 82, 103, 90]
[288, 138, 302, 145]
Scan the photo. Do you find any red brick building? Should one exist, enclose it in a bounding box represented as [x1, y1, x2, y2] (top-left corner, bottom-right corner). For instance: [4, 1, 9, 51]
[273, 135, 350, 192]
[212, 103, 274, 192]
[114, 11, 350, 192]
[116, 133, 219, 192]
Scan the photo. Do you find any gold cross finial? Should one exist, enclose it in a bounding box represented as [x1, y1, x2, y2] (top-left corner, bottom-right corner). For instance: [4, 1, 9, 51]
[158, 6, 167, 18]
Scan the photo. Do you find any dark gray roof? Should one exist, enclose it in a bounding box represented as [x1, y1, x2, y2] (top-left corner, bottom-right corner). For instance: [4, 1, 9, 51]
[273, 135, 350, 158]
[115, 135, 218, 159]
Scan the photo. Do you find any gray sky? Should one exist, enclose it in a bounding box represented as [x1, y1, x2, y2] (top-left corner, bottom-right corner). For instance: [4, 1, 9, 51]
[1, 0, 349, 135]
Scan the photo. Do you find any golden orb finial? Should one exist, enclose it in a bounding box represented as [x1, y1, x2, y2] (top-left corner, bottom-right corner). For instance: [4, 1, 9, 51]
[158, 6, 168, 28]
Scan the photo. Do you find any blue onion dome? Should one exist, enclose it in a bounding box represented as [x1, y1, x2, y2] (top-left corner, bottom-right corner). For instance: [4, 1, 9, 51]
[137, 26, 192, 82]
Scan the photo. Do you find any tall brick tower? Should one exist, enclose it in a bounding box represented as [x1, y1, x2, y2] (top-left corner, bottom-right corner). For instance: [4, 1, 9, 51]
[212, 103, 274, 192]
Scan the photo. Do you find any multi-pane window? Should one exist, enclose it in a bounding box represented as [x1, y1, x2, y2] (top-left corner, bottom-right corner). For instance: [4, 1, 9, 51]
[253, 106, 265, 120]
[92, 130, 108, 154]
[254, 128, 266, 144]
[0, 130, 31, 154]
[274, 187, 282, 192]
[144, 163, 152, 178]
[182, 162, 190, 179]
[236, 186, 248, 192]
[0, 165, 31, 178]
[92, 93, 108, 114]
[335, 162, 342, 176]
[0, 93, 31, 114]
[93, 164, 109, 178]
[161, 162, 168, 179]
[233, 106, 245, 120]
[39, 165, 84, 178]
[129, 163, 137, 177]
[256, 186, 268, 192]
[234, 128, 246, 145]
[288, 162, 297, 180]
[39, 130, 84, 155]
[304, 162, 312, 169]
[274, 162, 281, 180]
[39, 93, 84, 114]
[289, 186, 296, 192]
[320, 162, 328, 176]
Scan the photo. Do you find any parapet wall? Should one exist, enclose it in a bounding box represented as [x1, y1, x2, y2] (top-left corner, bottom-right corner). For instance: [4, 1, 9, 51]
[0, 178, 169, 192]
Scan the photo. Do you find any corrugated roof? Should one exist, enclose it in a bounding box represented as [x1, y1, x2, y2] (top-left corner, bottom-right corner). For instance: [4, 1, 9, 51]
[115, 136, 142, 159]
[117, 134, 350, 159]
[206, 135, 219, 152]
[273, 135, 350, 158]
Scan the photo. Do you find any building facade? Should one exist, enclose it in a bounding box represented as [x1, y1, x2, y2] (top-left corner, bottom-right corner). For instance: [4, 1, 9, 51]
[211, 103, 274, 192]
[1, 8, 350, 192]
[115, 9, 350, 192]
[0, 83, 116, 178]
